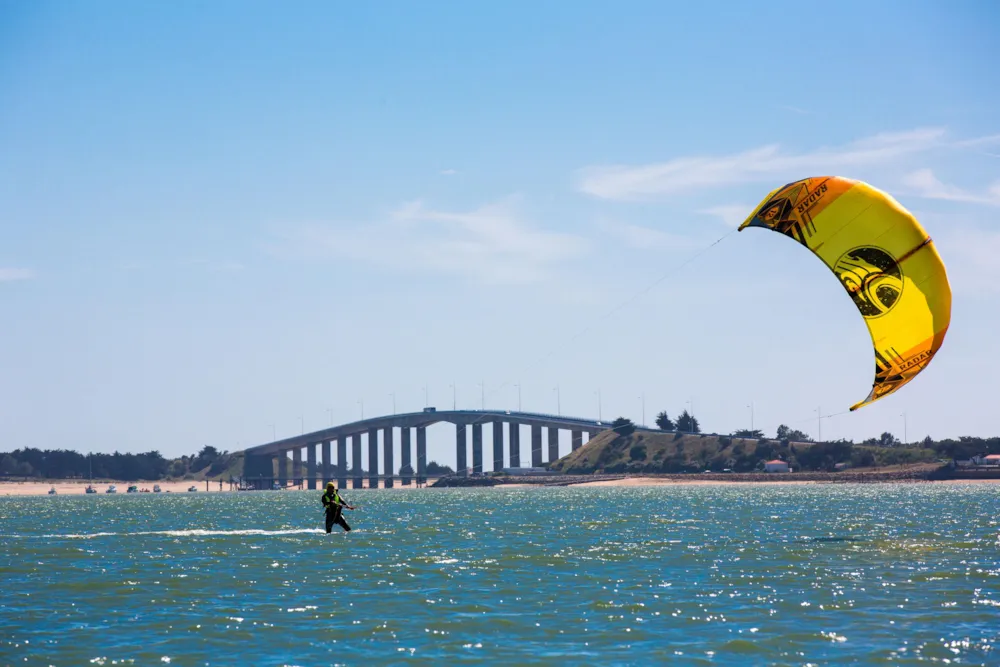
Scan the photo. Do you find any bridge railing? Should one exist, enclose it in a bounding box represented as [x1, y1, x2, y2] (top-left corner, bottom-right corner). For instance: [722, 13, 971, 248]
[447, 408, 610, 425]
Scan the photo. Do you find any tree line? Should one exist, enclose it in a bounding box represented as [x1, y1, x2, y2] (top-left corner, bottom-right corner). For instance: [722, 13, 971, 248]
[5, 420, 998, 481]
[0, 445, 235, 481]
[653, 409, 700, 433]
[616, 408, 1000, 463]
[0, 443, 458, 481]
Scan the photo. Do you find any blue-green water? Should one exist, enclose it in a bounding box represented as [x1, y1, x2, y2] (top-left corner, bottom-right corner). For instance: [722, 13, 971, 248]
[2, 484, 998, 665]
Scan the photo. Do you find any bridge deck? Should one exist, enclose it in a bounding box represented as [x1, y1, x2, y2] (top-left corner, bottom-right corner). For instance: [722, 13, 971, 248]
[246, 409, 616, 456]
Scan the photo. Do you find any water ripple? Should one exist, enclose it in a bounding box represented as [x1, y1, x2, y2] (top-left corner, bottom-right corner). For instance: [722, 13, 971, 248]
[1, 484, 998, 664]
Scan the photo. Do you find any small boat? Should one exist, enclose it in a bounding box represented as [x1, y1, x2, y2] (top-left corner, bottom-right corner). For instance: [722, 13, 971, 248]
[187, 485, 197, 492]
[106, 484, 117, 494]
[126, 485, 138, 493]
[48, 486, 57, 495]
[85, 485, 97, 494]
[153, 484, 162, 493]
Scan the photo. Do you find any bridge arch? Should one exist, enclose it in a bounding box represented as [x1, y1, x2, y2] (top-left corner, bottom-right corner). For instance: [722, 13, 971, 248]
[241, 409, 613, 489]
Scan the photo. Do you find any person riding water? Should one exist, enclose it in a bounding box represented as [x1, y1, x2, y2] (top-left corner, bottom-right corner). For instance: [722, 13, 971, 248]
[322, 482, 355, 533]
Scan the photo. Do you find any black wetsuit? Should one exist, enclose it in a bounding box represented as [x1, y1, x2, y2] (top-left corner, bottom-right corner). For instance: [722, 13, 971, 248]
[322, 488, 351, 533]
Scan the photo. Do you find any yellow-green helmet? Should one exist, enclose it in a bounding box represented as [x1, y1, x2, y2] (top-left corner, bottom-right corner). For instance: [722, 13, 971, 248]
[326, 482, 336, 489]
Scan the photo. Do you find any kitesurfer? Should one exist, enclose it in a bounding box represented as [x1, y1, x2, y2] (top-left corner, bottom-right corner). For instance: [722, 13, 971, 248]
[322, 482, 354, 533]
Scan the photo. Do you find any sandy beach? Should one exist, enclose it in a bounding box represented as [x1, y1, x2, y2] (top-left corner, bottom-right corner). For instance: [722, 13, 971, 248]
[0, 479, 442, 496]
[0, 480, 231, 496]
[4, 473, 999, 496]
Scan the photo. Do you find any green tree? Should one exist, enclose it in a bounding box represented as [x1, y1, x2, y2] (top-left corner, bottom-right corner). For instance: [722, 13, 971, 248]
[426, 461, 454, 475]
[655, 411, 675, 431]
[675, 410, 700, 433]
[776, 424, 811, 442]
[200, 445, 220, 458]
[612, 417, 636, 438]
[878, 431, 900, 447]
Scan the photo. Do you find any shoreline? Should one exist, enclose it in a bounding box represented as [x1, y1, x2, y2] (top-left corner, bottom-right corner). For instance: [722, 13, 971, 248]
[432, 463, 1000, 488]
[0, 479, 444, 497]
[563, 475, 1000, 487]
[4, 469, 1000, 497]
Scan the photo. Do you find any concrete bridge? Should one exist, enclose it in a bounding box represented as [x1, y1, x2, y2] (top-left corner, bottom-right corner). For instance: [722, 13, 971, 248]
[242, 408, 615, 490]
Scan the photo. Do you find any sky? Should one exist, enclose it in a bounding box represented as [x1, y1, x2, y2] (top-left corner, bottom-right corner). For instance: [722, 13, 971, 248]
[1, 1, 999, 467]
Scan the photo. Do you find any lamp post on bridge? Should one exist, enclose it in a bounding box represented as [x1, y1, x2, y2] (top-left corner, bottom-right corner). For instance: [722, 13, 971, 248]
[450, 383, 456, 410]
[479, 380, 485, 410]
[596, 389, 602, 421]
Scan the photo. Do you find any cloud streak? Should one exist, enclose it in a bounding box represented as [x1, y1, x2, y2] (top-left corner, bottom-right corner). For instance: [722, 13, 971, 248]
[576, 127, 968, 201]
[698, 204, 755, 228]
[936, 226, 1000, 295]
[0, 268, 35, 282]
[276, 198, 591, 286]
[594, 219, 705, 250]
[901, 169, 1000, 207]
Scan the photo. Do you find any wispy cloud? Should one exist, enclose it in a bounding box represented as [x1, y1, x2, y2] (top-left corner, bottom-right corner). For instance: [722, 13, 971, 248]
[576, 127, 956, 201]
[119, 259, 244, 272]
[184, 259, 246, 272]
[698, 204, 755, 228]
[778, 105, 810, 115]
[0, 268, 35, 281]
[901, 169, 1000, 206]
[953, 134, 1000, 149]
[440, 169, 458, 176]
[936, 226, 1000, 295]
[274, 197, 591, 286]
[594, 219, 705, 250]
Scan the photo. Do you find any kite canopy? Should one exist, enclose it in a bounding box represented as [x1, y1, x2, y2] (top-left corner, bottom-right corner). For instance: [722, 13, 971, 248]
[738, 176, 951, 411]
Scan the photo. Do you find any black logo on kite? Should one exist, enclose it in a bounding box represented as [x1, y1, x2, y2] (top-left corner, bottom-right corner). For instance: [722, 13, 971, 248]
[758, 197, 794, 232]
[834, 247, 903, 318]
[754, 179, 823, 244]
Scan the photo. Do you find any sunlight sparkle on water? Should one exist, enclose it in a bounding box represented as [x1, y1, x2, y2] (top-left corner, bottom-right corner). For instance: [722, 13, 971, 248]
[1, 484, 998, 664]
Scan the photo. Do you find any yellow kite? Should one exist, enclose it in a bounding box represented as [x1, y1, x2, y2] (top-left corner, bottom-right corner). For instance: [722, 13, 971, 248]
[738, 176, 951, 411]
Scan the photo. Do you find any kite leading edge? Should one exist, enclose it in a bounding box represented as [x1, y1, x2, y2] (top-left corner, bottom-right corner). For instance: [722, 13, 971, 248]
[738, 176, 952, 411]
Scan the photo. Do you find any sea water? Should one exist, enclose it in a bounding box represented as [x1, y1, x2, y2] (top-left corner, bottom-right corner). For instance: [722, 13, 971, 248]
[1, 483, 998, 665]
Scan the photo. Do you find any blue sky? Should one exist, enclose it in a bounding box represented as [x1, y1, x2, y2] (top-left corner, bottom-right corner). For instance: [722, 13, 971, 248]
[1, 1, 998, 466]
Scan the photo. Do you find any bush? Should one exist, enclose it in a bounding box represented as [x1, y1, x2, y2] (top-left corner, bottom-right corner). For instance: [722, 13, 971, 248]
[612, 417, 636, 438]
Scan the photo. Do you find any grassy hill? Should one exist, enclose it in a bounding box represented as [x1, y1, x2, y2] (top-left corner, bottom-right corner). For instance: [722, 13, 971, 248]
[547, 429, 939, 474]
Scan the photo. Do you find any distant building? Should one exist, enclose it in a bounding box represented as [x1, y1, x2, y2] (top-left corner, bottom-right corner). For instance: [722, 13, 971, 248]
[962, 455, 1000, 467]
[764, 459, 789, 473]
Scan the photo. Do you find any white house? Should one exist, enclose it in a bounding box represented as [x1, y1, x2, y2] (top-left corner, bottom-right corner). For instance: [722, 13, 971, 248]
[764, 459, 789, 473]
